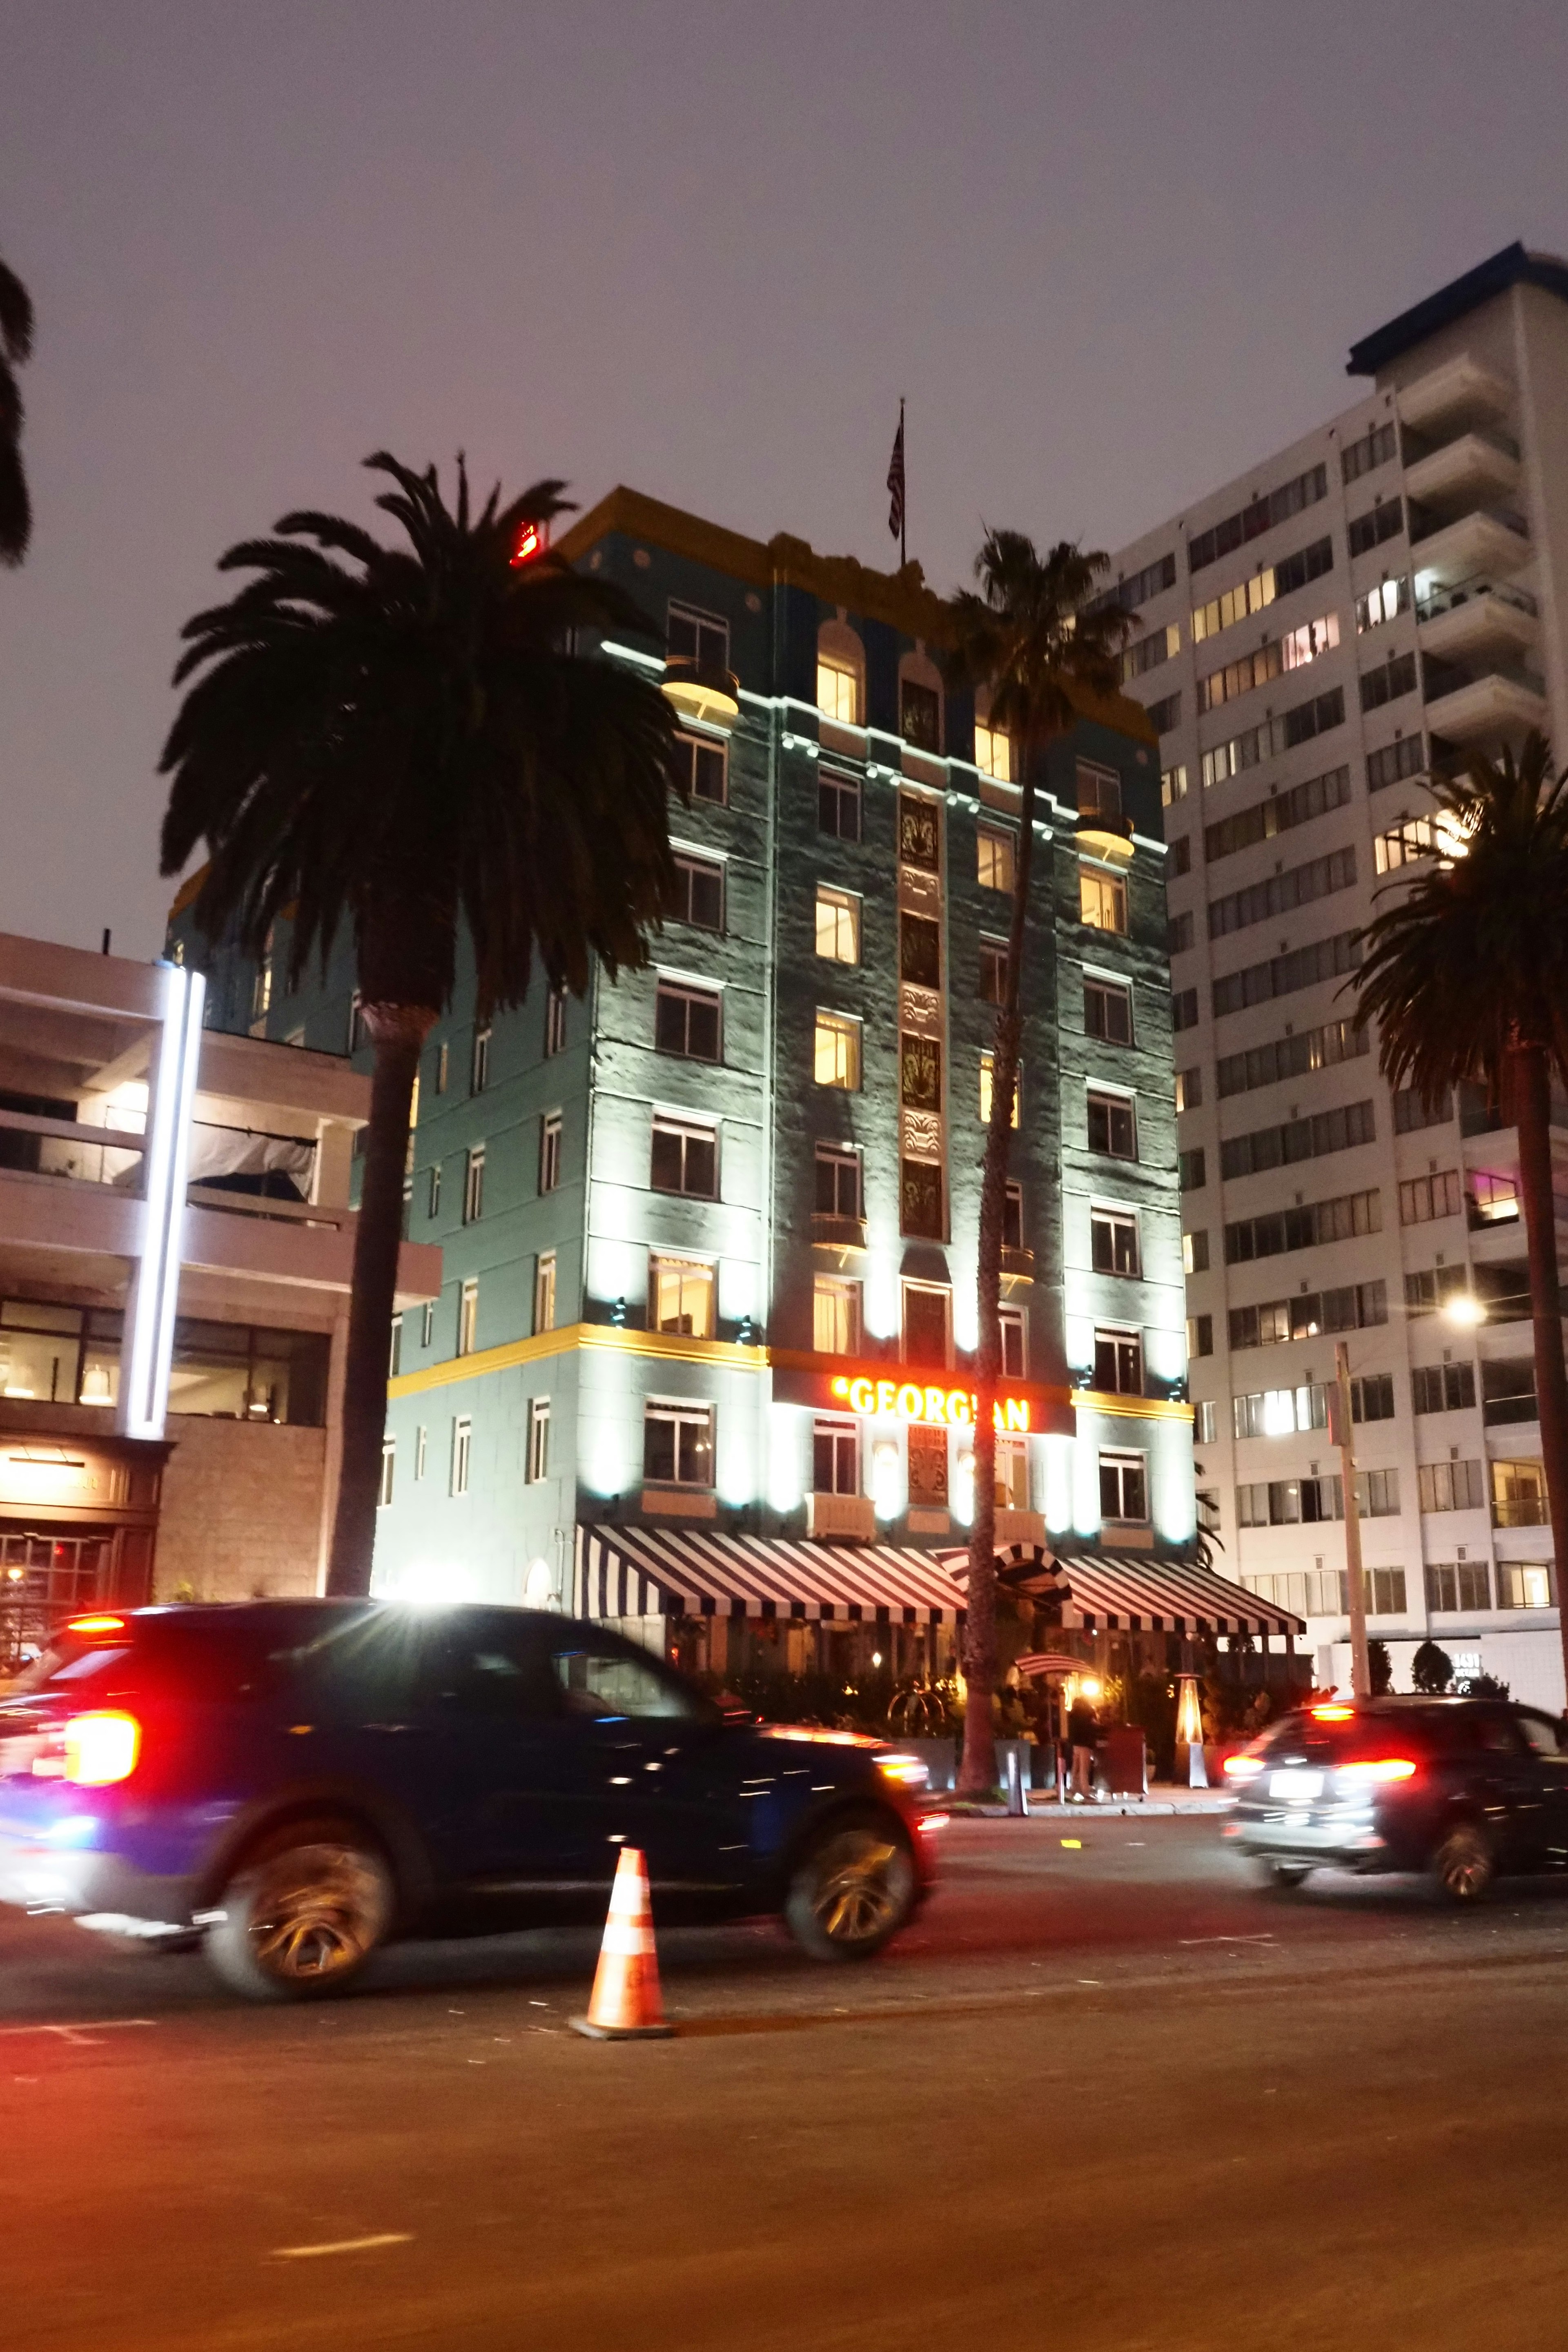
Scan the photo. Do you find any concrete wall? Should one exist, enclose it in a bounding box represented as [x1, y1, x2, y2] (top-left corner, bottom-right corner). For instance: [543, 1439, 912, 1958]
[155, 1417, 325, 1602]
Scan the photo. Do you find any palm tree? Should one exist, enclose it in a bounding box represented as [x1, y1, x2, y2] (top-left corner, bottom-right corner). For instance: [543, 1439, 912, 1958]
[0, 255, 35, 564]
[1353, 731, 1568, 1699]
[160, 452, 682, 1595]
[943, 534, 1131, 1794]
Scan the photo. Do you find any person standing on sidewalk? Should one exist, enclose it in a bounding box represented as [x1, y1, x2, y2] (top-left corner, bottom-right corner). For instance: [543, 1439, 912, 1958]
[1067, 1695, 1098, 1801]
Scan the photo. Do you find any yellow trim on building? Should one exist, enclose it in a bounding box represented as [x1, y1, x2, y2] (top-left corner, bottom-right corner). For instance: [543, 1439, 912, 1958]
[1071, 1388, 1195, 1424]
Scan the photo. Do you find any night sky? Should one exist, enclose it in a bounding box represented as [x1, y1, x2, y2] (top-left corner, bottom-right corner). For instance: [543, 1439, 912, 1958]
[2, 0, 1566, 958]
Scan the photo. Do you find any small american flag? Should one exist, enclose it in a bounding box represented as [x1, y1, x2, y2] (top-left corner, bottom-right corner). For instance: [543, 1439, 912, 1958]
[886, 404, 906, 551]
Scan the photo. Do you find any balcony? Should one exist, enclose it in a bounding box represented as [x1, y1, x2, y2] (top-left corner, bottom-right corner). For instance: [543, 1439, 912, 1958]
[811, 1213, 867, 1252]
[1408, 505, 1530, 588]
[1000, 1244, 1036, 1282]
[660, 655, 740, 731]
[1422, 663, 1547, 746]
[993, 1508, 1047, 1549]
[805, 1491, 875, 1541]
[1493, 1492, 1550, 1530]
[1403, 428, 1521, 517]
[1417, 574, 1539, 668]
[1396, 353, 1514, 437]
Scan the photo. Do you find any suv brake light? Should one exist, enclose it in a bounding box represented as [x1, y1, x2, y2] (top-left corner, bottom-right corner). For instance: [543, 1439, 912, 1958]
[38, 1711, 142, 1787]
[1335, 1757, 1417, 1785]
[66, 1614, 127, 1637]
[1223, 1754, 1264, 1781]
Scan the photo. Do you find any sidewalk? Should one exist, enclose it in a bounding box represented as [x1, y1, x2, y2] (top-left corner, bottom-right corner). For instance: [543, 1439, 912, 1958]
[945, 1785, 1234, 1819]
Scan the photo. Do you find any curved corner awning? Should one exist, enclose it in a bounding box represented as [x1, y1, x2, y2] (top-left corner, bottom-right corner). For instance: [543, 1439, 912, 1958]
[575, 1526, 964, 1626]
[937, 1544, 1304, 1640]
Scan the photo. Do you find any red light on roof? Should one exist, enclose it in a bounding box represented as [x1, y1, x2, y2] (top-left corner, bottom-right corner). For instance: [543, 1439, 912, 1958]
[510, 519, 547, 567]
[67, 1614, 127, 1636]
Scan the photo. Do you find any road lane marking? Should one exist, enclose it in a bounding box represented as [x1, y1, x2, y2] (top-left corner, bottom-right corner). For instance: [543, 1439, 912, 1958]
[0, 2019, 156, 2046]
[271, 2234, 413, 2261]
[1178, 1935, 1277, 1947]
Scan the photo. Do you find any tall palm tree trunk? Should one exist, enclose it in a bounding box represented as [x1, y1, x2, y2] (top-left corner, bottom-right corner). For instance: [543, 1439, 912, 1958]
[1511, 1041, 1568, 1697]
[959, 754, 1038, 1794]
[326, 1004, 435, 1595]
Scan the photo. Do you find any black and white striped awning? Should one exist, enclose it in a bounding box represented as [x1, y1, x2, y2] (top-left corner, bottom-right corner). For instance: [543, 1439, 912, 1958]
[575, 1526, 965, 1626]
[938, 1544, 1304, 1639]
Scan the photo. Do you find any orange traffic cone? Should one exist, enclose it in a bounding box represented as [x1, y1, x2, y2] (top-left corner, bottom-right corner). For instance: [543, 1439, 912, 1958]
[570, 1846, 675, 2040]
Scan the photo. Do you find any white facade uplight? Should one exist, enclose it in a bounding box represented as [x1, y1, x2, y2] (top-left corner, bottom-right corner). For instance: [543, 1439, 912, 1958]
[120, 963, 206, 1441]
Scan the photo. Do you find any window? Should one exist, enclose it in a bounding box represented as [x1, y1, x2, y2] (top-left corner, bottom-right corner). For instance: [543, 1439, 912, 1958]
[902, 1284, 950, 1368]
[974, 721, 1012, 781]
[347, 990, 362, 1054]
[1350, 1373, 1397, 1424]
[818, 769, 861, 840]
[1208, 847, 1358, 943]
[1399, 1170, 1463, 1227]
[1091, 1205, 1140, 1277]
[813, 1276, 862, 1356]
[674, 732, 728, 806]
[908, 1423, 949, 1509]
[977, 828, 1015, 893]
[544, 988, 567, 1056]
[457, 1278, 479, 1358]
[1367, 734, 1425, 792]
[1217, 1016, 1367, 1098]
[1228, 1282, 1387, 1350]
[644, 1400, 714, 1488]
[1100, 1453, 1148, 1523]
[900, 677, 941, 751]
[1219, 1099, 1376, 1181]
[817, 659, 858, 724]
[539, 1112, 563, 1194]
[1172, 987, 1199, 1031]
[1343, 420, 1396, 483]
[898, 792, 940, 873]
[1359, 650, 1417, 713]
[1195, 1405, 1218, 1448]
[533, 1252, 557, 1336]
[980, 940, 1008, 1004]
[1367, 1568, 1407, 1617]
[1499, 1562, 1555, 1610]
[1200, 687, 1346, 787]
[1491, 1459, 1548, 1528]
[527, 1398, 550, 1483]
[1174, 1067, 1202, 1112]
[1205, 764, 1353, 864]
[814, 1010, 862, 1089]
[1196, 617, 1339, 717]
[1161, 764, 1188, 807]
[451, 1415, 472, 1497]
[1094, 1329, 1143, 1395]
[650, 1116, 717, 1199]
[900, 1158, 944, 1239]
[1179, 1148, 1207, 1191]
[1348, 499, 1404, 559]
[1224, 1189, 1381, 1263]
[668, 600, 728, 668]
[814, 1143, 861, 1218]
[1419, 1460, 1486, 1514]
[1079, 869, 1127, 933]
[1169, 836, 1191, 878]
[1002, 1179, 1025, 1251]
[1088, 1090, 1137, 1160]
[1211, 929, 1362, 1020]
[463, 1145, 485, 1225]
[673, 852, 724, 931]
[1233, 1385, 1330, 1440]
[1087, 551, 1176, 613]
[813, 1418, 859, 1495]
[378, 1436, 395, 1508]
[1187, 463, 1328, 573]
[421, 1299, 435, 1348]
[1356, 576, 1410, 633]
[816, 885, 860, 964]
[979, 1051, 1018, 1128]
[251, 956, 273, 1028]
[1405, 1266, 1476, 1318]
[415, 1424, 427, 1481]
[1085, 975, 1133, 1044]
[1145, 692, 1181, 735]
[552, 1641, 698, 1722]
[1413, 1363, 1475, 1415]
[655, 980, 721, 1062]
[1077, 762, 1122, 819]
[1000, 1304, 1027, 1378]
[1426, 1561, 1491, 1613]
[993, 1435, 1029, 1510]
[434, 1039, 449, 1093]
[1168, 910, 1195, 954]
[389, 1314, 403, 1378]
[650, 1256, 714, 1339]
[1183, 1229, 1210, 1274]
[899, 914, 942, 993]
[1187, 1313, 1214, 1358]
[471, 1025, 491, 1094]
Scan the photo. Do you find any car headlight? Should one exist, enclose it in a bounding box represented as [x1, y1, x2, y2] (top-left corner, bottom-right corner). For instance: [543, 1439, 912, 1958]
[875, 1752, 929, 1789]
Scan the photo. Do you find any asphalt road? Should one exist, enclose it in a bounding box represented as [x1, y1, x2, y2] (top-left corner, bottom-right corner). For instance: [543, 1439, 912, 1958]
[5, 1812, 1568, 2351]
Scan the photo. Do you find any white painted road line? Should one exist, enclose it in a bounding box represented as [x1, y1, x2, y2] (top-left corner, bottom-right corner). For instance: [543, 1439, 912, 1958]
[271, 2234, 413, 2261]
[0, 2019, 156, 2045]
[1178, 1935, 1276, 1947]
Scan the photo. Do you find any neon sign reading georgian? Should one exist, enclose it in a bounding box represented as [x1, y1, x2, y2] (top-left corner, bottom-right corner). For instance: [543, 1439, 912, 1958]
[830, 1375, 1030, 1431]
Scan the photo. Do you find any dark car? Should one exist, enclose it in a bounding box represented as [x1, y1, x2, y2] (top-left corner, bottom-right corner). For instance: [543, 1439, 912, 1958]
[1223, 1695, 1568, 1900]
[0, 1601, 939, 1999]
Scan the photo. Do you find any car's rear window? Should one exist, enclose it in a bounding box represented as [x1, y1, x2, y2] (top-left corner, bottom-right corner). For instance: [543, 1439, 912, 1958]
[1258, 1706, 1444, 1766]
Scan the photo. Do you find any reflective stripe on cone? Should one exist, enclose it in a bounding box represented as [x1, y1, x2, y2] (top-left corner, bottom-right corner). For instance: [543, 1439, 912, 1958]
[570, 1846, 675, 2041]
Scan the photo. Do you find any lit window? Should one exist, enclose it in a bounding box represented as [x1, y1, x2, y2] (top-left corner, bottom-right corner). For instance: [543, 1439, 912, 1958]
[813, 1276, 862, 1356]
[451, 1415, 472, 1497]
[673, 853, 724, 931]
[1087, 1090, 1137, 1160]
[539, 1112, 563, 1194]
[1100, 1452, 1148, 1523]
[977, 828, 1015, 893]
[1174, 1067, 1202, 1112]
[815, 1010, 862, 1089]
[533, 1252, 557, 1336]
[544, 989, 567, 1056]
[813, 1417, 859, 1496]
[650, 1255, 715, 1339]
[1161, 764, 1188, 807]
[900, 1159, 944, 1239]
[815, 885, 860, 964]
[994, 1435, 1029, 1509]
[1356, 577, 1410, 633]
[378, 1436, 395, 1508]
[644, 1400, 714, 1488]
[655, 980, 722, 1062]
[389, 1315, 403, 1378]
[457, 1278, 479, 1358]
[974, 721, 1012, 782]
[817, 661, 858, 723]
[980, 1051, 1020, 1128]
[651, 1116, 718, 1199]
[1080, 869, 1127, 933]
[527, 1398, 550, 1483]
[463, 1145, 486, 1225]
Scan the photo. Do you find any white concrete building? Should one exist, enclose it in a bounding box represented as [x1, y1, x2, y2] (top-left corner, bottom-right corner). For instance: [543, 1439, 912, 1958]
[1105, 243, 1568, 1709]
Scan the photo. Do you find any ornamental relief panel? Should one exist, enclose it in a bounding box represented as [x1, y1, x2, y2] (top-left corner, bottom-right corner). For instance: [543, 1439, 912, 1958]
[900, 1109, 944, 1163]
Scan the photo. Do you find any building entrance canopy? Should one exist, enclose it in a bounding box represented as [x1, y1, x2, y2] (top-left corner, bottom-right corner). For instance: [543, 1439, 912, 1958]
[575, 1526, 966, 1626]
[937, 1544, 1304, 1640]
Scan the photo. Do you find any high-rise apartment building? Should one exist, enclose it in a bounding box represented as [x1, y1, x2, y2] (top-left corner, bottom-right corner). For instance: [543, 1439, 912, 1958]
[1107, 243, 1568, 1708]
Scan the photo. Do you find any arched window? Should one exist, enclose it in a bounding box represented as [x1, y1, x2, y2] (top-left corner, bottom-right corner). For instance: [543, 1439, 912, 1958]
[816, 619, 864, 726]
[898, 648, 944, 754]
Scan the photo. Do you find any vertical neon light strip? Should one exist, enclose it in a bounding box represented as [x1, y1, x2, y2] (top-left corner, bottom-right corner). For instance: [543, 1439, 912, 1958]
[122, 965, 206, 1440]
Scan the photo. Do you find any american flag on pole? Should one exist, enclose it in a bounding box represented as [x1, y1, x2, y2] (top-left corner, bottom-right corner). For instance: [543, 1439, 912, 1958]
[886, 402, 906, 555]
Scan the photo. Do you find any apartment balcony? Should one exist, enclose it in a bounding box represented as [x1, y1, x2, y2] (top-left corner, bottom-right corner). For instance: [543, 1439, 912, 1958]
[1408, 504, 1530, 588]
[1422, 651, 1547, 747]
[1403, 428, 1521, 517]
[1396, 352, 1514, 437]
[1493, 1493, 1550, 1530]
[811, 1213, 868, 1253]
[1416, 574, 1539, 667]
[1000, 1244, 1036, 1282]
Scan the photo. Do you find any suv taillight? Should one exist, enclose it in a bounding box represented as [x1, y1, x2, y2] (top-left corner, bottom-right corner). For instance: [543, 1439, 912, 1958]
[33, 1711, 142, 1787]
[1335, 1757, 1417, 1786]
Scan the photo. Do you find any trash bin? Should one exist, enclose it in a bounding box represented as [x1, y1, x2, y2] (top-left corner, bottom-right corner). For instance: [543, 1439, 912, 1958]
[1101, 1726, 1147, 1797]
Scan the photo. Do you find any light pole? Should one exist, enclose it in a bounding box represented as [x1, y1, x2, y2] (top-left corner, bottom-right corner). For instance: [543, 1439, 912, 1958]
[1331, 1340, 1370, 1701]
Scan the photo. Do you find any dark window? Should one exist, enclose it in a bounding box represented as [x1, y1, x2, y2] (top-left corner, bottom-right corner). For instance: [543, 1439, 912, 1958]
[1094, 1330, 1143, 1394]
[1179, 1148, 1207, 1191]
[672, 854, 724, 930]
[655, 981, 721, 1061]
[1085, 977, 1133, 1043]
[1219, 1099, 1376, 1180]
[1350, 1372, 1396, 1423]
[1088, 1091, 1137, 1159]
[667, 602, 729, 668]
[815, 1145, 861, 1217]
[1000, 1308, 1026, 1379]
[1187, 463, 1329, 573]
[897, 791, 940, 869]
[1205, 764, 1352, 864]
[900, 913, 942, 988]
[1168, 910, 1195, 954]
[1172, 987, 1199, 1032]
[900, 1160, 944, 1240]
[1146, 691, 1181, 735]
[903, 1286, 949, 1365]
[544, 989, 567, 1056]
[900, 680, 941, 752]
[1413, 1362, 1477, 1414]
[1360, 650, 1417, 713]
[1169, 836, 1192, 878]
[1211, 929, 1361, 1019]
[650, 1118, 717, 1199]
[1342, 422, 1396, 484]
[1208, 847, 1358, 941]
[980, 941, 1008, 1004]
[1100, 1455, 1148, 1522]
[1002, 1180, 1024, 1250]
[1348, 499, 1404, 559]
[1091, 1207, 1139, 1276]
[1367, 735, 1425, 792]
[674, 733, 727, 806]
[1187, 1313, 1214, 1358]
[818, 770, 861, 841]
[813, 1421, 858, 1496]
[1273, 534, 1335, 596]
[643, 1402, 714, 1487]
[424, 1619, 557, 1719]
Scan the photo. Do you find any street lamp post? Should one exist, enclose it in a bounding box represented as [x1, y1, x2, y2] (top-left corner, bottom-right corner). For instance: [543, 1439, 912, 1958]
[1332, 1340, 1371, 1702]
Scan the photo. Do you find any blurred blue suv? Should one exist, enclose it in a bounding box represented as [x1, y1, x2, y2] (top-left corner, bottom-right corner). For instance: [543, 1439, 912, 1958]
[0, 1601, 938, 1999]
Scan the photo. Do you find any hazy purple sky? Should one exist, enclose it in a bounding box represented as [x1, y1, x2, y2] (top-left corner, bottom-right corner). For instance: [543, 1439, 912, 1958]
[3, 0, 1566, 958]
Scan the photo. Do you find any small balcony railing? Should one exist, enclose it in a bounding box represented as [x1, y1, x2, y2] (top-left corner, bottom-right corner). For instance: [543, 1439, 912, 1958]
[1417, 572, 1538, 625]
[1492, 1494, 1549, 1528]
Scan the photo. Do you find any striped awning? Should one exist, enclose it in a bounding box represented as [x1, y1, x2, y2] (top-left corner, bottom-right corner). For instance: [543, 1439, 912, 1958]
[575, 1526, 965, 1626]
[938, 1544, 1304, 1640]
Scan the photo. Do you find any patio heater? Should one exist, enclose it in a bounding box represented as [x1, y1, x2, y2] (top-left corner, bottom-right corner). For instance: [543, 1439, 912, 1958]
[1176, 1674, 1206, 1788]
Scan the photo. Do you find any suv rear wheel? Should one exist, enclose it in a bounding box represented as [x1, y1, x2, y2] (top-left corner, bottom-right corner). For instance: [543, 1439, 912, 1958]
[784, 1811, 916, 1962]
[205, 1818, 394, 2002]
[1431, 1821, 1494, 1904]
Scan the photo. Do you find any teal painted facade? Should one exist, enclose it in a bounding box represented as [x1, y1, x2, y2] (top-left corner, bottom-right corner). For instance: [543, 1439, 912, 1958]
[170, 490, 1194, 1647]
